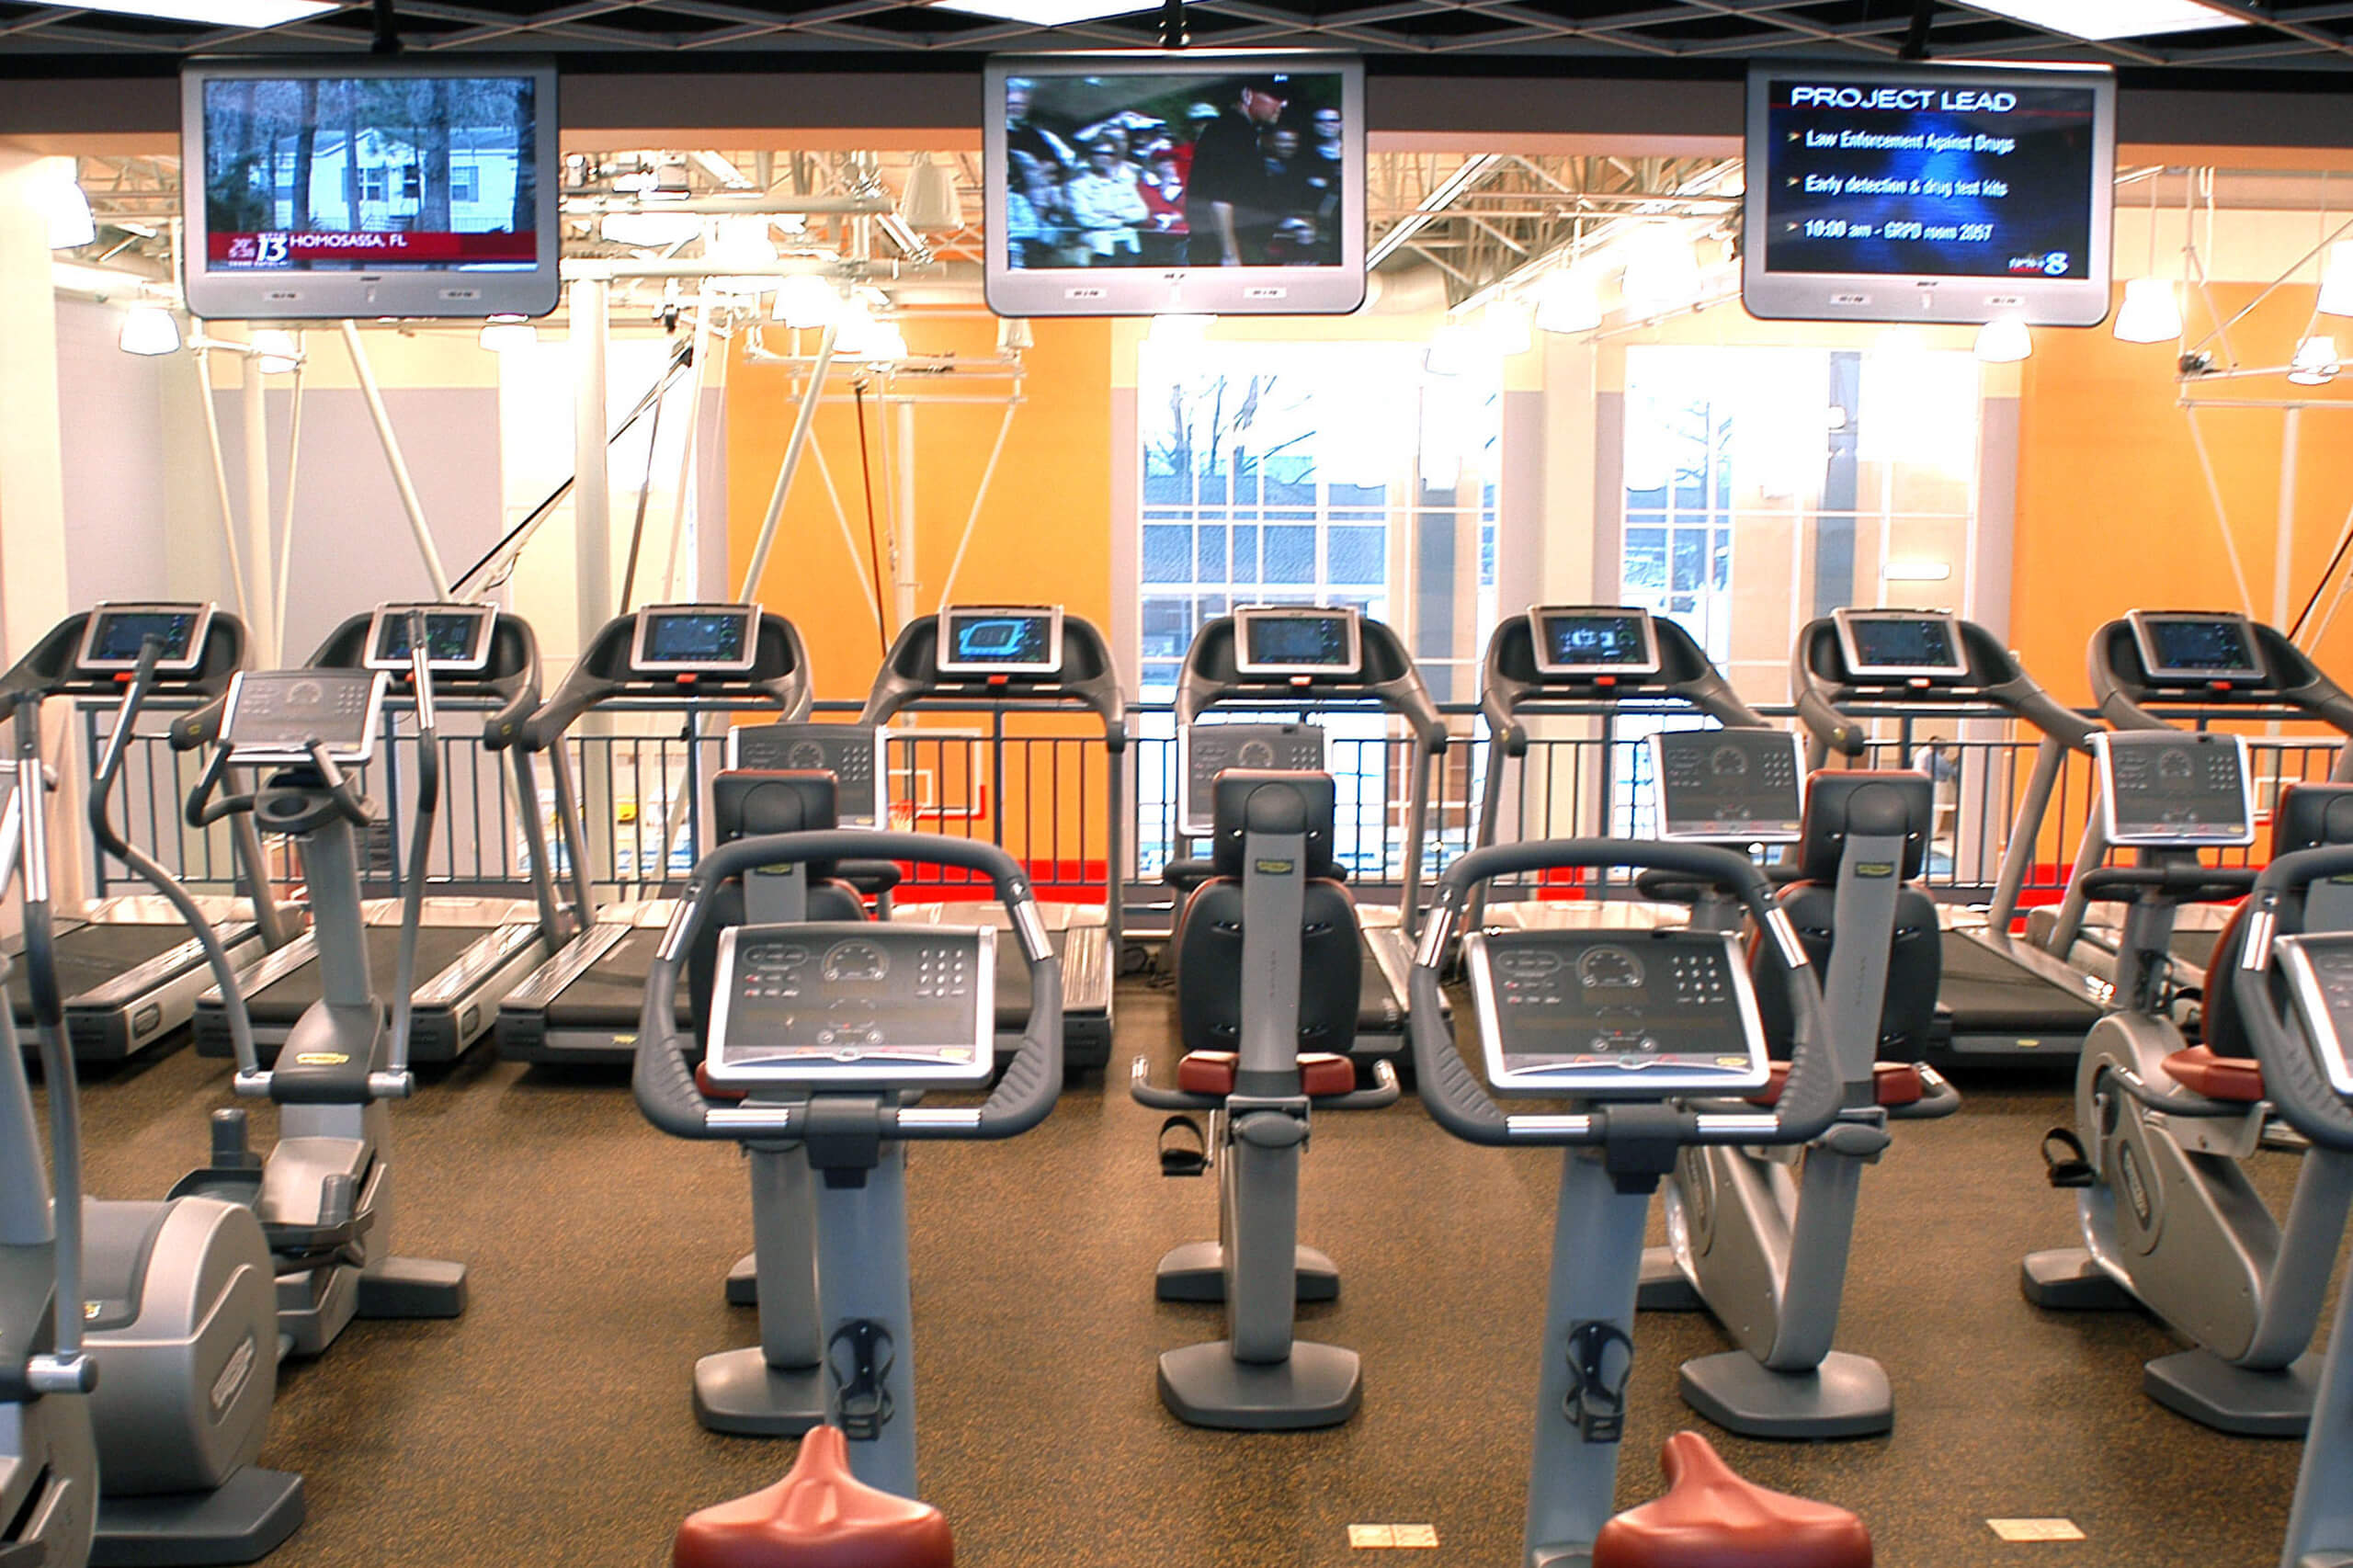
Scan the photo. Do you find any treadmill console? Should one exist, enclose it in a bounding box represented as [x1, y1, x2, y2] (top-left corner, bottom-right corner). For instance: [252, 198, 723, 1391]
[1650, 729, 1804, 844]
[364, 603, 497, 674]
[76, 602, 214, 676]
[2094, 730, 2256, 847]
[1464, 927, 1771, 1096]
[2274, 931, 2353, 1099]
[705, 922, 995, 1086]
[1528, 607, 1661, 678]
[728, 722, 889, 827]
[2127, 610, 2264, 687]
[631, 604, 761, 675]
[1233, 606, 1362, 679]
[1833, 608, 1970, 682]
[1180, 722, 1327, 837]
[222, 668, 389, 766]
[937, 606, 1063, 677]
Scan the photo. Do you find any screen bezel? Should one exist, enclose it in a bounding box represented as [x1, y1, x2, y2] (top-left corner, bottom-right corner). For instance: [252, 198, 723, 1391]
[2276, 932, 2353, 1100]
[1466, 929, 1772, 1097]
[1647, 729, 1807, 845]
[704, 923, 996, 1087]
[982, 51, 1367, 319]
[2092, 730, 2257, 848]
[1833, 608, 1972, 681]
[1232, 605, 1363, 679]
[1741, 60, 2116, 328]
[219, 667, 390, 767]
[179, 55, 560, 323]
[724, 722, 892, 829]
[1527, 606, 1663, 678]
[363, 603, 498, 674]
[935, 605, 1066, 677]
[2127, 609, 2265, 685]
[631, 603, 762, 676]
[75, 601, 216, 675]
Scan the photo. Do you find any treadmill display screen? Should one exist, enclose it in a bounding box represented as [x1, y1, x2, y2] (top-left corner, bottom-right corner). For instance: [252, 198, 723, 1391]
[1529, 608, 1660, 677]
[1466, 928, 1770, 1096]
[634, 605, 758, 674]
[78, 603, 212, 674]
[222, 668, 387, 765]
[365, 605, 496, 673]
[729, 722, 888, 826]
[2131, 611, 2263, 684]
[1835, 609, 1969, 679]
[2096, 731, 2256, 846]
[1233, 608, 1361, 677]
[1179, 722, 1327, 837]
[704, 923, 995, 1086]
[937, 606, 1063, 676]
[2276, 932, 2353, 1098]
[1651, 730, 1804, 843]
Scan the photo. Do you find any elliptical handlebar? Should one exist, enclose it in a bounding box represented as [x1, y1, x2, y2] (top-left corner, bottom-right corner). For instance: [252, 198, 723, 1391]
[2234, 845, 2353, 1152]
[1407, 839, 1841, 1151]
[384, 609, 442, 1094]
[634, 831, 1063, 1144]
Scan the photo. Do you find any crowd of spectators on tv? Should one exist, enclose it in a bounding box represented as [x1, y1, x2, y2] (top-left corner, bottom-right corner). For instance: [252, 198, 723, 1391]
[1004, 76, 1344, 269]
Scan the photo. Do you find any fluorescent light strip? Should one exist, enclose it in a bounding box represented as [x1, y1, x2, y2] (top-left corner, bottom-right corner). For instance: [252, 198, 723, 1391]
[1961, 0, 2247, 40]
[66, 0, 336, 26]
[930, 0, 1153, 24]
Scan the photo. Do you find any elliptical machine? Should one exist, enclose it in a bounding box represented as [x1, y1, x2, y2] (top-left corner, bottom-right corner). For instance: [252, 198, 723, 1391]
[2022, 725, 2344, 1434]
[0, 770, 99, 1568]
[108, 619, 466, 1360]
[1409, 838, 1870, 1567]
[3, 623, 302, 1564]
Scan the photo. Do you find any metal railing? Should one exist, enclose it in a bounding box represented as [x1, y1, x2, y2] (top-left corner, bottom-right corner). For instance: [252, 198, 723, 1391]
[81, 698, 2352, 927]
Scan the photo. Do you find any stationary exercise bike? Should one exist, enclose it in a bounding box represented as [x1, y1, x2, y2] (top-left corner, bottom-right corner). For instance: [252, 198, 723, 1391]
[1131, 769, 1399, 1430]
[3, 626, 303, 1565]
[2023, 730, 2348, 1434]
[2232, 836, 2353, 1566]
[1410, 838, 1870, 1568]
[1636, 733, 1960, 1438]
[637, 808, 1063, 1496]
[102, 620, 465, 1361]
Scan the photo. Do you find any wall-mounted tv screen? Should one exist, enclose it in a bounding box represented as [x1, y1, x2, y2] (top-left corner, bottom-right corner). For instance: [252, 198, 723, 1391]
[181, 57, 559, 322]
[1743, 61, 2114, 326]
[983, 51, 1365, 318]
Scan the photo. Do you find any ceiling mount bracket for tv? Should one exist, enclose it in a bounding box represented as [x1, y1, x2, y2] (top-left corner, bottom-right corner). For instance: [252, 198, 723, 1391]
[370, 0, 402, 54]
[1158, 0, 1188, 48]
[1897, 0, 1935, 60]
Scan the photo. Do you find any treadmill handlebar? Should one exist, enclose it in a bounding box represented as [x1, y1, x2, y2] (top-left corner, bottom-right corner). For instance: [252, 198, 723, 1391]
[1406, 839, 1840, 1153]
[634, 830, 1063, 1145]
[2236, 844, 2353, 1152]
[517, 609, 814, 753]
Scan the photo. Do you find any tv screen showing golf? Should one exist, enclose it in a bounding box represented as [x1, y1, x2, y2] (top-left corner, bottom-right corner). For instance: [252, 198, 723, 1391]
[78, 604, 212, 673]
[1529, 608, 1660, 676]
[366, 605, 495, 673]
[983, 51, 1366, 317]
[1234, 607, 1360, 676]
[1743, 61, 2114, 325]
[180, 58, 558, 320]
[938, 607, 1063, 676]
[634, 606, 757, 673]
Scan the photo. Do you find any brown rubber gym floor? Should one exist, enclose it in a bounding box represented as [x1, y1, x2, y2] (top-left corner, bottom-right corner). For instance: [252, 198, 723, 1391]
[42, 975, 2327, 1568]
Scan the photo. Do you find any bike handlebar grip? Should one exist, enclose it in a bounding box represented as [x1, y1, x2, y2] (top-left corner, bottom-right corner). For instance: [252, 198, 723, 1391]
[1438, 840, 1776, 924]
[1796, 689, 1868, 757]
[2254, 844, 2353, 900]
[2077, 865, 2260, 902]
[961, 959, 1062, 1139]
[1407, 960, 1513, 1145]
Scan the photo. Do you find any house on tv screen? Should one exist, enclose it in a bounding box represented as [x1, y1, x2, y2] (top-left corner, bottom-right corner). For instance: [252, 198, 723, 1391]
[251, 128, 521, 235]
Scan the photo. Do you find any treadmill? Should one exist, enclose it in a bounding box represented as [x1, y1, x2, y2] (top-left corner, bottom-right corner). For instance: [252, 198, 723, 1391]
[192, 602, 574, 1062]
[1469, 605, 1773, 928]
[495, 602, 814, 1066]
[2033, 608, 2353, 988]
[0, 602, 294, 1061]
[1794, 607, 2108, 1070]
[1167, 606, 1446, 1071]
[853, 606, 1122, 1074]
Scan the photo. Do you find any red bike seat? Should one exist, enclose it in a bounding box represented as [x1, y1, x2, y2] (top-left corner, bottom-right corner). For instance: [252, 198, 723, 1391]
[672, 1426, 954, 1568]
[1592, 1432, 1872, 1568]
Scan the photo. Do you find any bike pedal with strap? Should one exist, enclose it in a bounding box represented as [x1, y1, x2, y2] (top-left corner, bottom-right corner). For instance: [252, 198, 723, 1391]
[1157, 1115, 1209, 1177]
[2041, 1128, 2096, 1188]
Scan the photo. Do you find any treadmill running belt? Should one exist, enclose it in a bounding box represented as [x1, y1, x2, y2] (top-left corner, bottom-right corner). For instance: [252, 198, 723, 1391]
[1938, 932, 2102, 1031]
[6, 925, 201, 1020]
[242, 927, 487, 1023]
[545, 929, 692, 1028]
[1358, 942, 1404, 1036]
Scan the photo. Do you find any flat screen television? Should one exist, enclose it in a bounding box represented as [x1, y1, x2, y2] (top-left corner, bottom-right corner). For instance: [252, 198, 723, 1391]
[1743, 60, 2115, 326]
[180, 56, 559, 322]
[983, 51, 1366, 318]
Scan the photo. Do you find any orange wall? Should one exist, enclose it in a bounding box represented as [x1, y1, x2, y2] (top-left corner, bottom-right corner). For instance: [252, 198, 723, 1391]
[2013, 282, 2353, 708]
